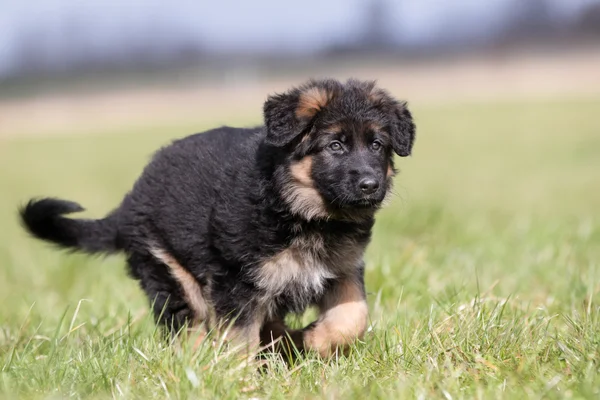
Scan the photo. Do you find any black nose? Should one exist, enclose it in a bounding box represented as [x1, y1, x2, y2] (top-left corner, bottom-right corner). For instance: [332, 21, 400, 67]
[359, 178, 379, 195]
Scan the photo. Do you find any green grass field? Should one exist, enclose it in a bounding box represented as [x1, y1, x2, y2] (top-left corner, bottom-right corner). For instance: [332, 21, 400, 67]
[1, 96, 599, 399]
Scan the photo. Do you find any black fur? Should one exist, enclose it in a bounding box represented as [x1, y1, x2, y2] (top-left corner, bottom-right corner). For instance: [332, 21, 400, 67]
[20, 198, 121, 253]
[19, 78, 416, 343]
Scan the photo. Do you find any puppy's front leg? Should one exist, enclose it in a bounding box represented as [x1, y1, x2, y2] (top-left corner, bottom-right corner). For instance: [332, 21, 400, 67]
[223, 322, 262, 354]
[260, 318, 303, 356]
[210, 304, 264, 356]
[302, 275, 369, 358]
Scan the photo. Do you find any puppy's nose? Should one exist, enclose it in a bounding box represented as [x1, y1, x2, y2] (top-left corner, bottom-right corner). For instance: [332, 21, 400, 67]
[359, 178, 379, 194]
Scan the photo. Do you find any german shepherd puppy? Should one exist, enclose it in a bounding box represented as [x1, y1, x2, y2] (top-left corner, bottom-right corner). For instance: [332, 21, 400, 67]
[19, 78, 415, 358]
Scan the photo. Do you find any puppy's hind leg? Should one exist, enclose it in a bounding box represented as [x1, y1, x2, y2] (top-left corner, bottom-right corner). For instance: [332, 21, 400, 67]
[126, 250, 209, 348]
[207, 292, 269, 360]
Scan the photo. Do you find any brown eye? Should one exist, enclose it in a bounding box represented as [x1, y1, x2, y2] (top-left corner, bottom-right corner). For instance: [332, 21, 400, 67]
[329, 141, 343, 151]
[371, 141, 382, 151]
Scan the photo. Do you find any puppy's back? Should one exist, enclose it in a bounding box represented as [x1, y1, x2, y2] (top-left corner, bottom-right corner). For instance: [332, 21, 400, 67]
[117, 126, 264, 252]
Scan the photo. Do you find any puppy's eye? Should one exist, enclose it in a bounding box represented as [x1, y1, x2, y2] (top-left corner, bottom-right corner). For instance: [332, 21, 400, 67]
[371, 141, 382, 151]
[329, 141, 343, 152]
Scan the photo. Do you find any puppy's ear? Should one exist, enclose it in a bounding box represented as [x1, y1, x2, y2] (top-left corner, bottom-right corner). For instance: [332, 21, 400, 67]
[389, 103, 415, 157]
[263, 83, 336, 147]
[369, 88, 416, 157]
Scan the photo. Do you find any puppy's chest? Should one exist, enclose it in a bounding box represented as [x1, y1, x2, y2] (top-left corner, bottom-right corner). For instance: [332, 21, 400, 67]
[253, 232, 364, 306]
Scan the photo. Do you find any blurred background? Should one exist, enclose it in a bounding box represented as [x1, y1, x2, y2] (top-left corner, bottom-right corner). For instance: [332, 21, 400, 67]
[1, 0, 600, 137]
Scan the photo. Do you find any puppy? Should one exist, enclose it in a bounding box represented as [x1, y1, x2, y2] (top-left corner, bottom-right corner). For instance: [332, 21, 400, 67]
[19, 78, 416, 358]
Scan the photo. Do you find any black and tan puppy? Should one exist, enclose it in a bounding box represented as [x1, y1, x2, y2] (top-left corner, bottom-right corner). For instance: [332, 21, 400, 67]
[19, 78, 415, 358]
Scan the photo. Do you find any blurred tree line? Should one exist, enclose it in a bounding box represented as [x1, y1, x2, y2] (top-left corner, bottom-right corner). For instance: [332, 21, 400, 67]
[5, 0, 600, 81]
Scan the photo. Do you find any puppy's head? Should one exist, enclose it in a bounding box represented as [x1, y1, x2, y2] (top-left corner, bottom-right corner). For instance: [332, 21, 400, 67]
[264, 78, 415, 220]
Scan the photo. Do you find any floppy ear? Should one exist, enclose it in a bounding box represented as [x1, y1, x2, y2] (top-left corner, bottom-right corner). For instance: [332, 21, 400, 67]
[369, 87, 415, 157]
[263, 83, 335, 147]
[263, 91, 305, 147]
[389, 102, 416, 157]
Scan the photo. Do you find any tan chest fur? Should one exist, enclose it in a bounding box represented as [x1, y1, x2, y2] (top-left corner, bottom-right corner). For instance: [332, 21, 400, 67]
[253, 233, 365, 316]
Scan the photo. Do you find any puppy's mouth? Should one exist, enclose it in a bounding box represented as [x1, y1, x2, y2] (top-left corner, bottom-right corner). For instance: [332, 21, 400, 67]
[338, 197, 383, 209]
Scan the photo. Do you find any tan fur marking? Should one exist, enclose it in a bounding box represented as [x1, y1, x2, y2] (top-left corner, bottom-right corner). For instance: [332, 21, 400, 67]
[150, 247, 209, 322]
[296, 87, 333, 119]
[366, 121, 384, 132]
[387, 164, 394, 178]
[256, 246, 335, 311]
[183, 321, 262, 355]
[303, 278, 369, 358]
[290, 156, 313, 186]
[368, 88, 387, 104]
[285, 156, 329, 220]
[222, 322, 262, 353]
[255, 232, 364, 320]
[189, 327, 209, 351]
[324, 123, 343, 134]
[188, 316, 263, 356]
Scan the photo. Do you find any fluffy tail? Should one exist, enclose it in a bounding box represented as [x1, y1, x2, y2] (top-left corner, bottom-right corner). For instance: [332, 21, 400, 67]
[19, 198, 121, 254]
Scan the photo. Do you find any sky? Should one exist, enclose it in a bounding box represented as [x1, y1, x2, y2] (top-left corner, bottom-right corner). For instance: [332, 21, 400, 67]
[0, 0, 597, 77]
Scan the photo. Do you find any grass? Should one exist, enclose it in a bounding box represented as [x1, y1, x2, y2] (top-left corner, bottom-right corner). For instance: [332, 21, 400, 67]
[1, 96, 599, 399]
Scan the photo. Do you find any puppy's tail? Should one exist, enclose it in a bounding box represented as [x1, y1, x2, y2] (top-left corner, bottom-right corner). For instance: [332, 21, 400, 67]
[19, 198, 121, 255]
